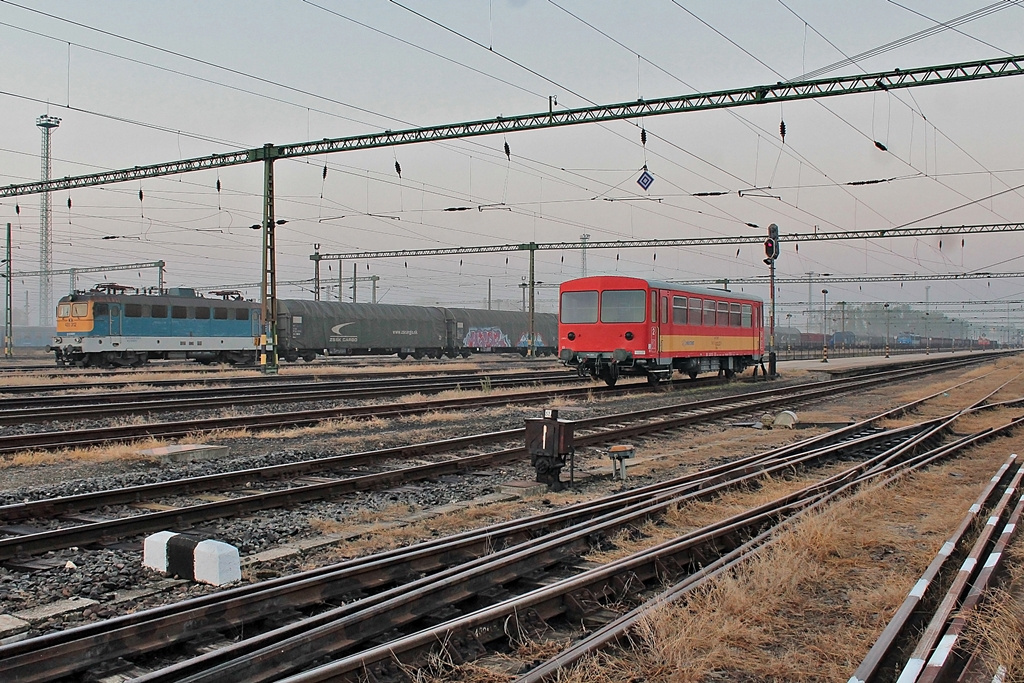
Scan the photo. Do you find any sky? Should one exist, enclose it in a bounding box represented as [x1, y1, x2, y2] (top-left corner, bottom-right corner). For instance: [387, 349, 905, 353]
[1, 0, 1023, 334]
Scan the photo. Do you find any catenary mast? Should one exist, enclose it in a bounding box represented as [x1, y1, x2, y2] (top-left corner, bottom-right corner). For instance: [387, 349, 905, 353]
[36, 115, 60, 327]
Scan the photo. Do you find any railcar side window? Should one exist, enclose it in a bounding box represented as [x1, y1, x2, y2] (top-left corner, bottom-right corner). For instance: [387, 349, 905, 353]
[214, 308, 228, 320]
[93, 303, 108, 316]
[172, 306, 188, 319]
[689, 298, 702, 325]
[741, 304, 752, 328]
[71, 303, 89, 317]
[650, 292, 658, 324]
[235, 308, 250, 321]
[703, 300, 716, 326]
[661, 296, 668, 325]
[57, 303, 71, 317]
[730, 303, 742, 327]
[151, 305, 167, 318]
[125, 304, 142, 318]
[560, 291, 598, 323]
[717, 302, 729, 326]
[672, 296, 687, 324]
[195, 307, 210, 320]
[601, 290, 646, 323]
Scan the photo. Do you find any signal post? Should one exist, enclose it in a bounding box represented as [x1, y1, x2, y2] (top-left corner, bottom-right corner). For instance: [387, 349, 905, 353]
[763, 224, 780, 377]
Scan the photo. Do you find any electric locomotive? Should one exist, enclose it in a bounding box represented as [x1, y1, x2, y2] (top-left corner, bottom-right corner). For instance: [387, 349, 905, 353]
[558, 275, 764, 386]
[50, 285, 260, 367]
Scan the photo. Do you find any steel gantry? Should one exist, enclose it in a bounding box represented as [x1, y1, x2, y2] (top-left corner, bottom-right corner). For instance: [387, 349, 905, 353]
[2, 54, 1022, 369]
[12, 261, 165, 296]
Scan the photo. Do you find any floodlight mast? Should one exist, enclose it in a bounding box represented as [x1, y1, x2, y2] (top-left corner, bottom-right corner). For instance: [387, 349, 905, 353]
[2, 54, 1021, 372]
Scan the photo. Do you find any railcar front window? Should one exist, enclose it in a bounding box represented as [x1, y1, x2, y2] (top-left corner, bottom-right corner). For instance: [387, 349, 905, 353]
[71, 303, 89, 317]
[57, 303, 71, 318]
[600, 290, 646, 323]
[560, 291, 599, 323]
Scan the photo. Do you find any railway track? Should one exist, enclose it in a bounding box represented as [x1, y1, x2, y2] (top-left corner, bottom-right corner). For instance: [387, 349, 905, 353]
[1, 381, 1017, 682]
[0, 360, 997, 563]
[0, 369, 580, 422]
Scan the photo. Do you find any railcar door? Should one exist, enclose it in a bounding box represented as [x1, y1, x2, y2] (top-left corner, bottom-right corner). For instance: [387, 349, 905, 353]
[109, 304, 121, 336]
[649, 290, 659, 355]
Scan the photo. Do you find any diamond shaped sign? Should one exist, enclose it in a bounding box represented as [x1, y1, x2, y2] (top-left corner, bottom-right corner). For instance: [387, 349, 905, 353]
[637, 169, 654, 190]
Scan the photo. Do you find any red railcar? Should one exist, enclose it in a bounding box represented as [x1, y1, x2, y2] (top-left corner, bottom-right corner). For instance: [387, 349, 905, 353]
[558, 276, 764, 386]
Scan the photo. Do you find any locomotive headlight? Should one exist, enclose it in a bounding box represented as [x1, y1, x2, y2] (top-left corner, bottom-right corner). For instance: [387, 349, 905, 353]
[624, 331, 634, 341]
[567, 332, 576, 341]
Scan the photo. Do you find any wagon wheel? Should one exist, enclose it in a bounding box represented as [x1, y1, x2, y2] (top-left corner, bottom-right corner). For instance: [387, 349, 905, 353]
[688, 370, 699, 380]
[599, 365, 618, 387]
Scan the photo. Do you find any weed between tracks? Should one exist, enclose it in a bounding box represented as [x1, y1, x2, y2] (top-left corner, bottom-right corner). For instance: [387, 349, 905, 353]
[963, 550, 1024, 681]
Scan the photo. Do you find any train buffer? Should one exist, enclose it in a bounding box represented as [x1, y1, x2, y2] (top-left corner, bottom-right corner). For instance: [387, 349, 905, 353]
[608, 444, 635, 480]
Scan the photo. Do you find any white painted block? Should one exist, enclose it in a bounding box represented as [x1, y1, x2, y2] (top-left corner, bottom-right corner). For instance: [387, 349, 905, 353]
[193, 539, 241, 586]
[143, 531, 177, 573]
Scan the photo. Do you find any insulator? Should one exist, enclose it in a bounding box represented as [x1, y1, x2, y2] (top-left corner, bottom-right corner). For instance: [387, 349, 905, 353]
[139, 189, 144, 202]
[780, 120, 787, 142]
[504, 141, 510, 160]
[874, 141, 888, 152]
[795, 244, 799, 253]
[616, 254, 619, 261]
[322, 165, 328, 180]
[216, 179, 221, 192]
[641, 128, 647, 146]
[366, 263, 370, 270]
[939, 240, 943, 249]
[962, 239, 965, 248]
[395, 161, 402, 178]
[15, 203, 19, 215]
[653, 253, 657, 261]
[736, 248, 740, 257]
[67, 197, 72, 209]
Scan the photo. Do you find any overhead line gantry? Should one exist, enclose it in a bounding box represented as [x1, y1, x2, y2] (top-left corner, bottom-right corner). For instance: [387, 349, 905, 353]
[2, 53, 1022, 371]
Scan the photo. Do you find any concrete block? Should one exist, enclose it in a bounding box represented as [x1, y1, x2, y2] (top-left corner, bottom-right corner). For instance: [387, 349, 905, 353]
[0, 614, 29, 639]
[143, 530, 177, 573]
[143, 531, 240, 586]
[139, 444, 230, 464]
[194, 540, 241, 586]
[13, 596, 97, 623]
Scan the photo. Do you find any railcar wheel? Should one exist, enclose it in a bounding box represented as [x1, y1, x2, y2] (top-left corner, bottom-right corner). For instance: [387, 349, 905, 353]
[412, 351, 424, 360]
[302, 353, 317, 362]
[398, 352, 409, 360]
[688, 370, 699, 380]
[460, 350, 471, 358]
[599, 365, 618, 387]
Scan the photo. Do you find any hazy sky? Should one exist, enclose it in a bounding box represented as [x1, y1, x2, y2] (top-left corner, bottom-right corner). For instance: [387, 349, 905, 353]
[1, 0, 1023, 330]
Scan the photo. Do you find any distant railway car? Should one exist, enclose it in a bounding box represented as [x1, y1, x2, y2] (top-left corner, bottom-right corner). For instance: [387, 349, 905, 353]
[51, 286, 259, 367]
[276, 301, 556, 360]
[800, 332, 825, 348]
[49, 286, 557, 367]
[558, 275, 764, 386]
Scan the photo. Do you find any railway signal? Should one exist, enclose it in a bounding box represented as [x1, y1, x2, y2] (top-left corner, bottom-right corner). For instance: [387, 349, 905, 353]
[765, 223, 780, 378]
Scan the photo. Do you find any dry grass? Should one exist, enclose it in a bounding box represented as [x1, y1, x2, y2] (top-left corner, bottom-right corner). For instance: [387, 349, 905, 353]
[529, 441, 1015, 683]
[0, 438, 167, 468]
[962, 545, 1024, 680]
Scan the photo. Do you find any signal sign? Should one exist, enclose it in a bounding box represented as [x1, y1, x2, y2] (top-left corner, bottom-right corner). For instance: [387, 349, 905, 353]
[637, 169, 654, 190]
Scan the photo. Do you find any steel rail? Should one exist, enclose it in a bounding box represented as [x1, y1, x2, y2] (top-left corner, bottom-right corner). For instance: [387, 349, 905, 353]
[0, 370, 577, 423]
[0, 401, 945, 681]
[0, 360, 980, 522]
[889, 467, 1023, 683]
[517, 427, 1024, 683]
[0, 355, 991, 454]
[272, 413, 1008, 682]
[150, 421, 939, 683]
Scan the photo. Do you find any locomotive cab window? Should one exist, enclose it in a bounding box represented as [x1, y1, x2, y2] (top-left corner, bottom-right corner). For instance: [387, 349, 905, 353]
[71, 303, 89, 317]
[151, 305, 167, 318]
[560, 291, 599, 323]
[235, 308, 250, 321]
[195, 307, 210, 320]
[125, 304, 142, 318]
[672, 296, 687, 324]
[600, 290, 646, 323]
[741, 304, 752, 328]
[57, 303, 71, 318]
[689, 298, 702, 325]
